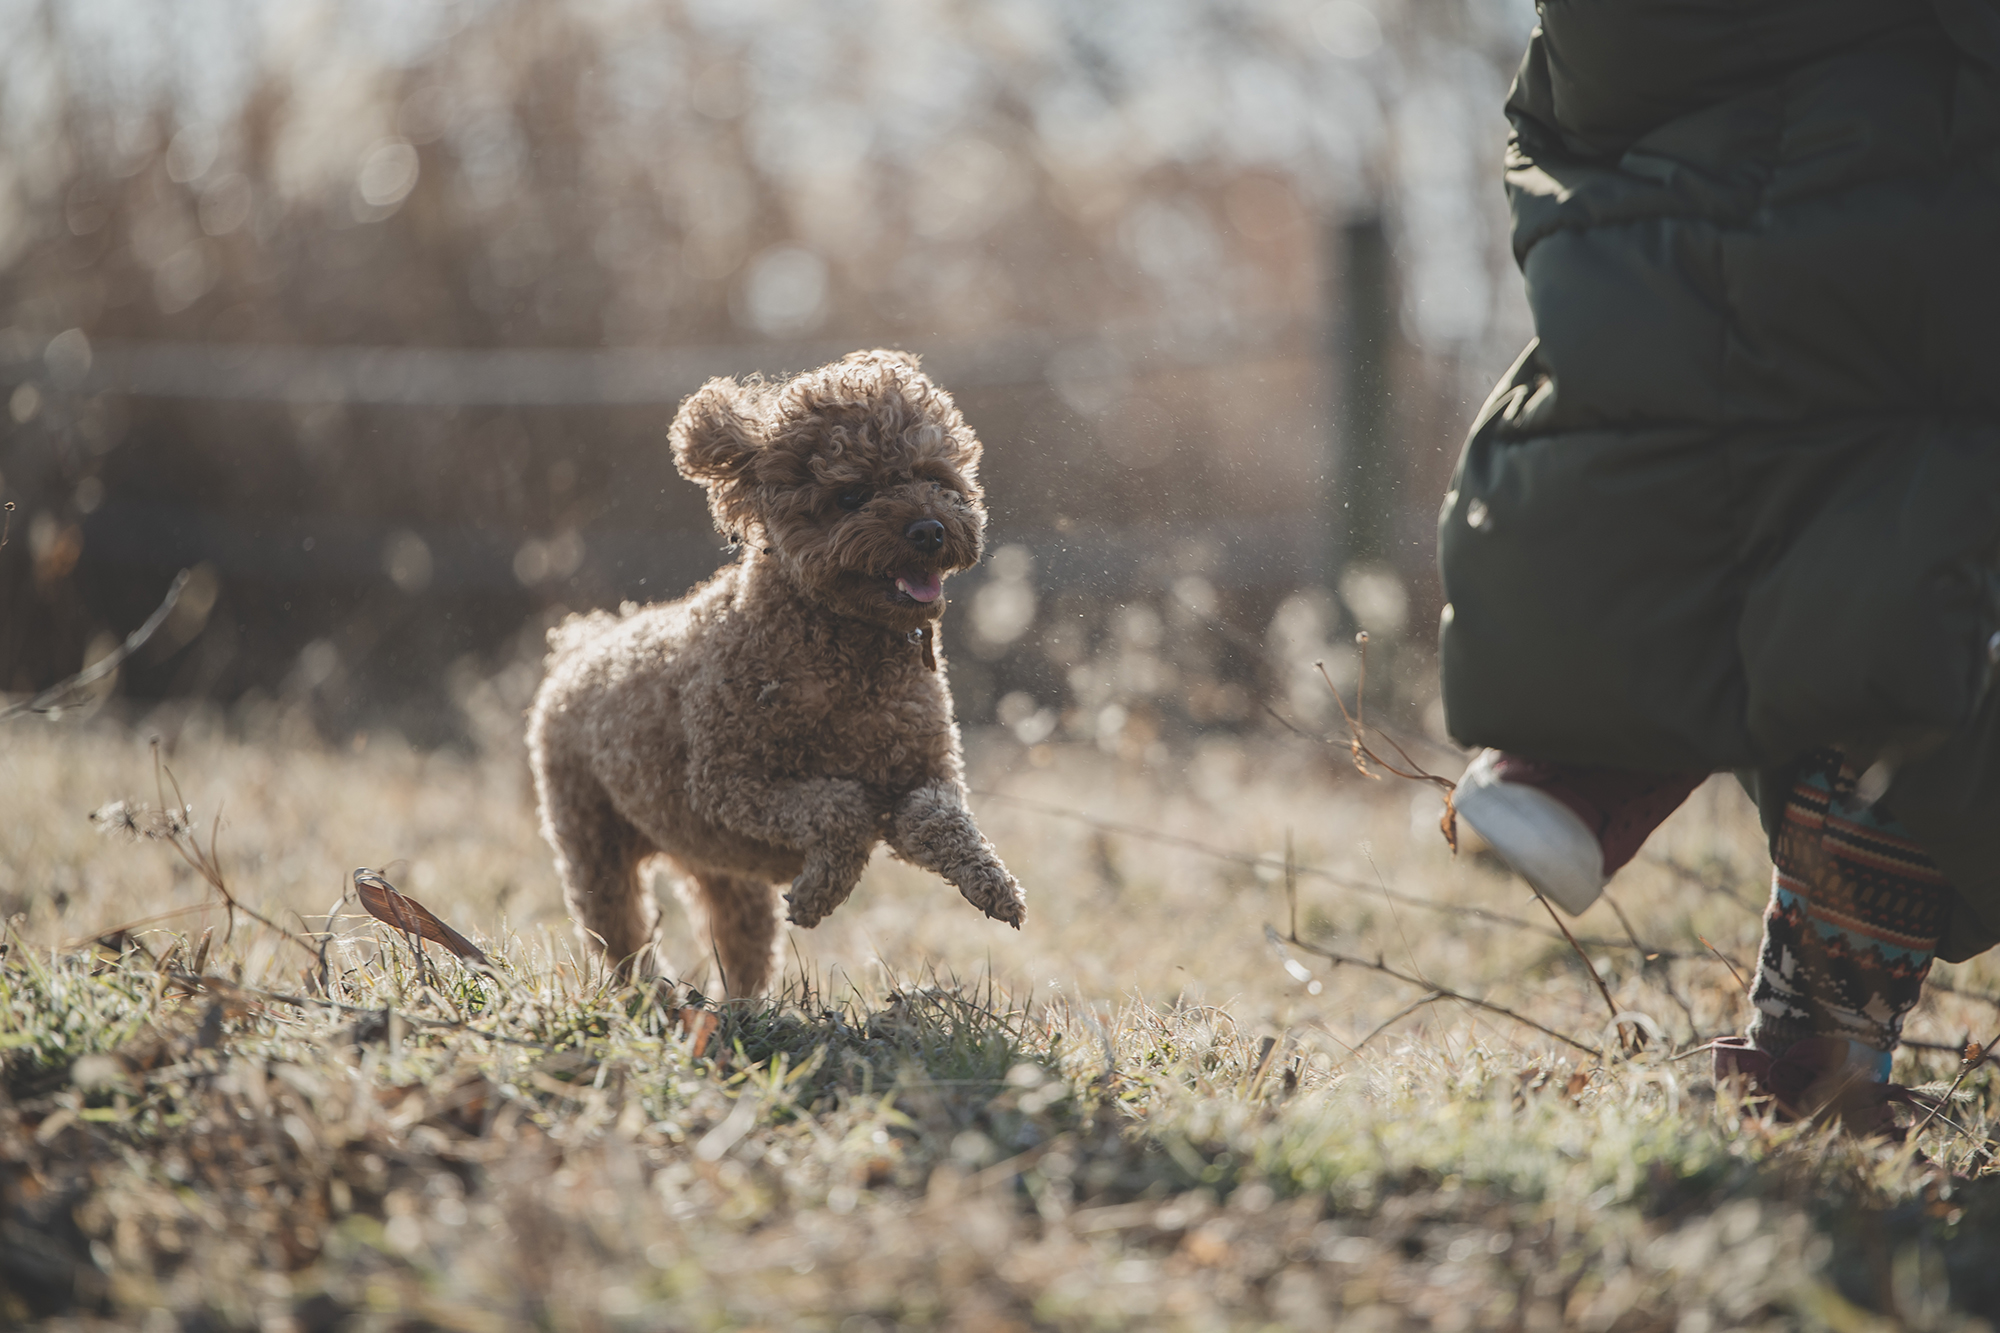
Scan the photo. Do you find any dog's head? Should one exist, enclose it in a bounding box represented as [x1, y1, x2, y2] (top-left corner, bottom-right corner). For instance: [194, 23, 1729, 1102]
[670, 349, 987, 630]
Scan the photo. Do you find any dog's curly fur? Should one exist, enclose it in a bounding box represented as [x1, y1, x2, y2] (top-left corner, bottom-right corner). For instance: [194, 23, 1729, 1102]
[527, 350, 1025, 995]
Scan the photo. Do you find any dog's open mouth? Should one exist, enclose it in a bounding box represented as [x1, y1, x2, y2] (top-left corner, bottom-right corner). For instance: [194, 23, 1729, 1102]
[890, 568, 944, 605]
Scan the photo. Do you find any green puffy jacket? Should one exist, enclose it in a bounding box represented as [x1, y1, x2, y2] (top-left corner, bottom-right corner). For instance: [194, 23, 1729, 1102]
[1437, 0, 2000, 957]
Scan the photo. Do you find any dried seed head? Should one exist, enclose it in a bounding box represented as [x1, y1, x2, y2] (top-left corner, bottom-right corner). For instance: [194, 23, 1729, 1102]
[90, 800, 141, 838]
[89, 800, 186, 840]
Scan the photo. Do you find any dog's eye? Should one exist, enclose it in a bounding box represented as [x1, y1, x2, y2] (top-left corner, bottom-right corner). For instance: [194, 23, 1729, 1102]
[838, 489, 870, 511]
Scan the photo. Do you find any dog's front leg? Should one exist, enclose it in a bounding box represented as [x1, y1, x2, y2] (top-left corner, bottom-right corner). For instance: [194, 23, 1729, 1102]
[887, 780, 1026, 927]
[774, 776, 880, 927]
[697, 772, 880, 928]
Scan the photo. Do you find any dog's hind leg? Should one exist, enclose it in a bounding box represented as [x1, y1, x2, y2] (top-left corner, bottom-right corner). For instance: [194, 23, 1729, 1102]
[537, 766, 661, 975]
[887, 780, 1026, 926]
[679, 870, 784, 998]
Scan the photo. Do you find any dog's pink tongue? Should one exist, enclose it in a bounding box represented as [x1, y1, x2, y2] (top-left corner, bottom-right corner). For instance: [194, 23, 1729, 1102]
[895, 570, 944, 603]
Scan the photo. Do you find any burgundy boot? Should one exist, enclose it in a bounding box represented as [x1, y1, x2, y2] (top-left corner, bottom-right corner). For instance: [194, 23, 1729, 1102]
[1454, 749, 1706, 913]
[1712, 1035, 1933, 1139]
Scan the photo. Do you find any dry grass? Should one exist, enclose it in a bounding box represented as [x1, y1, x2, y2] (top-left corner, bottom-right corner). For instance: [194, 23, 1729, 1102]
[7, 715, 2000, 1330]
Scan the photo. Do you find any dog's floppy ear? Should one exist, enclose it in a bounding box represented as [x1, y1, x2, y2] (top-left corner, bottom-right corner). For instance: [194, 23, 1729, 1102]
[670, 378, 762, 539]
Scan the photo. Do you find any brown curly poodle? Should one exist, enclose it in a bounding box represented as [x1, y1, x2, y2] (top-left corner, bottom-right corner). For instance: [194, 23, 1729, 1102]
[527, 349, 1025, 995]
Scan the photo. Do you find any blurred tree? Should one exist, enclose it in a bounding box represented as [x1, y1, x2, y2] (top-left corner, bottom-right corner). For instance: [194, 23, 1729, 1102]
[0, 0, 1532, 746]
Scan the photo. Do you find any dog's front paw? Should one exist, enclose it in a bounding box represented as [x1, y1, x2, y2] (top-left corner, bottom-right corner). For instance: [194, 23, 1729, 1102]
[784, 889, 826, 928]
[784, 854, 863, 929]
[955, 861, 1026, 928]
[783, 874, 833, 928]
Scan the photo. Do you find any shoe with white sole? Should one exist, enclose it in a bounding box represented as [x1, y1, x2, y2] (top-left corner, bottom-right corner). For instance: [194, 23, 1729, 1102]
[1453, 749, 1707, 916]
[1454, 749, 1608, 913]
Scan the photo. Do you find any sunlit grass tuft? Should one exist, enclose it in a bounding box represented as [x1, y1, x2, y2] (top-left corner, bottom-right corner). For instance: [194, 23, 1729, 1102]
[6, 721, 2000, 1328]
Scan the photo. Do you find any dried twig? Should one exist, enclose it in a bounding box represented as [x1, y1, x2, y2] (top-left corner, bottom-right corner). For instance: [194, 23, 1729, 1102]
[145, 742, 321, 961]
[1353, 992, 1446, 1053]
[60, 902, 224, 951]
[1267, 925, 1599, 1057]
[1284, 827, 1298, 943]
[1906, 1026, 2000, 1141]
[1604, 890, 1699, 1031]
[1261, 703, 1318, 744]
[0, 569, 190, 722]
[1698, 936, 1748, 991]
[1601, 894, 1652, 958]
[1315, 646, 1645, 1050]
[1314, 648, 1461, 851]
[1528, 891, 1638, 1050]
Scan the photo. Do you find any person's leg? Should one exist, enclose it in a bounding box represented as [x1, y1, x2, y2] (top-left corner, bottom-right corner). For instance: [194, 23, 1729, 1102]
[1454, 750, 1708, 913]
[1722, 751, 1956, 1124]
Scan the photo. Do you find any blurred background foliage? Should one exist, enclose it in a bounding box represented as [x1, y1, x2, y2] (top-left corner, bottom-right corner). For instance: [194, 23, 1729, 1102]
[0, 0, 1534, 749]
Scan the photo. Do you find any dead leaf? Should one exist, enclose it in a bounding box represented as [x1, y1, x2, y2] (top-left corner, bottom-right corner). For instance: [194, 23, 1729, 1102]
[351, 868, 489, 965]
[1180, 1223, 1234, 1266]
[679, 1007, 719, 1059]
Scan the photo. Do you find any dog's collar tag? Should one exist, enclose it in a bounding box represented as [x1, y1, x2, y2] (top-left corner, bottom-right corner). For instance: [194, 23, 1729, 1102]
[910, 626, 937, 672]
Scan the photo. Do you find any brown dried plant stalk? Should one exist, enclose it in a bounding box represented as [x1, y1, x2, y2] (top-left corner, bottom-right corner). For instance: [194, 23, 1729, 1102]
[1527, 888, 1645, 1053]
[0, 570, 189, 722]
[1907, 1022, 2000, 1140]
[143, 740, 321, 961]
[1314, 641, 1459, 851]
[1316, 638, 1643, 1051]
[1265, 925, 1599, 1058]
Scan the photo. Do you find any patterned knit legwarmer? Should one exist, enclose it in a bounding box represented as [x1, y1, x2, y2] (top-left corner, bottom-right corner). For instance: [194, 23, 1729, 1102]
[1746, 752, 1956, 1056]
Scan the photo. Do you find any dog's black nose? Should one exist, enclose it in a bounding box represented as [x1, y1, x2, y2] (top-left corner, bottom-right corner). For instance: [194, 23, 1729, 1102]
[905, 518, 945, 553]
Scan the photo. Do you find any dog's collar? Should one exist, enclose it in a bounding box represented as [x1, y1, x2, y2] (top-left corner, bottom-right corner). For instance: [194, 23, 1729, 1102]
[907, 625, 937, 672]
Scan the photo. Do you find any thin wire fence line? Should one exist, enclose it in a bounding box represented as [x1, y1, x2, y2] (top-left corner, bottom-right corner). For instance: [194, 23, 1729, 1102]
[74, 496, 1332, 598]
[1, 320, 1313, 406]
[976, 787, 2000, 1027]
[971, 787, 1720, 960]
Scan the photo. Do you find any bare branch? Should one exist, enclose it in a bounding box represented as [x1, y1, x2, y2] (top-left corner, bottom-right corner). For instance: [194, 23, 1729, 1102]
[139, 741, 322, 962]
[0, 570, 191, 722]
[1529, 889, 1642, 1052]
[1909, 1022, 2000, 1141]
[1314, 650, 1460, 851]
[1698, 936, 1748, 991]
[1267, 924, 1600, 1058]
[1353, 992, 1446, 1053]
